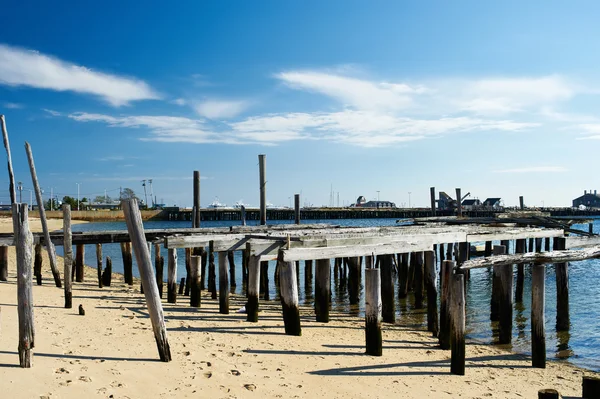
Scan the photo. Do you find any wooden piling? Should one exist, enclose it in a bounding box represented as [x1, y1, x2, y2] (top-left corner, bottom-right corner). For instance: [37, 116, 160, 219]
[192, 170, 201, 228]
[277, 251, 301, 336]
[155, 245, 164, 299]
[439, 260, 454, 350]
[519, 195, 524, 210]
[553, 237, 569, 331]
[247, 254, 260, 322]
[455, 188, 462, 217]
[228, 251, 236, 288]
[218, 252, 229, 314]
[498, 246, 513, 344]
[315, 259, 330, 322]
[294, 193, 300, 224]
[535, 237, 543, 253]
[347, 256, 361, 305]
[365, 267, 382, 356]
[102, 256, 112, 287]
[34, 244, 42, 285]
[178, 278, 185, 295]
[531, 264, 546, 368]
[484, 241, 492, 257]
[240, 205, 246, 226]
[414, 252, 424, 309]
[122, 199, 171, 362]
[25, 142, 61, 288]
[121, 242, 133, 285]
[75, 244, 85, 283]
[515, 238, 526, 302]
[63, 204, 73, 309]
[430, 186, 436, 216]
[0, 245, 7, 282]
[538, 389, 560, 399]
[491, 245, 505, 322]
[260, 260, 269, 300]
[398, 253, 409, 298]
[208, 241, 217, 299]
[95, 244, 102, 288]
[304, 259, 313, 294]
[380, 254, 395, 323]
[259, 154, 267, 225]
[190, 255, 202, 307]
[185, 247, 191, 295]
[424, 251, 439, 337]
[167, 248, 178, 303]
[451, 272, 466, 375]
[13, 203, 34, 368]
[583, 376, 600, 398]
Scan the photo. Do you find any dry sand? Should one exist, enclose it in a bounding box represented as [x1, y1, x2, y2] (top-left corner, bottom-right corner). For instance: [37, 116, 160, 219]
[0, 217, 596, 398]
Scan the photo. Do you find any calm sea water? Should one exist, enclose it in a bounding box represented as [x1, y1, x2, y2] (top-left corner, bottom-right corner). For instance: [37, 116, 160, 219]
[62, 217, 600, 371]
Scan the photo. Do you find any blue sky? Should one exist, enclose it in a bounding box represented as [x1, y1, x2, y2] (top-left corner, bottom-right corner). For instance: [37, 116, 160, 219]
[0, 1, 599, 208]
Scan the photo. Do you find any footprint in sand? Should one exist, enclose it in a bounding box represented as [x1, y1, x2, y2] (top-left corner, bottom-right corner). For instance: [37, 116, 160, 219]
[203, 372, 212, 378]
[55, 367, 69, 374]
[231, 370, 241, 376]
[244, 384, 256, 391]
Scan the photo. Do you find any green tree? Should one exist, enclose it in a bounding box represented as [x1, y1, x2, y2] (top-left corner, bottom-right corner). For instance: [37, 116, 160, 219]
[94, 195, 112, 203]
[119, 188, 137, 201]
[62, 196, 77, 208]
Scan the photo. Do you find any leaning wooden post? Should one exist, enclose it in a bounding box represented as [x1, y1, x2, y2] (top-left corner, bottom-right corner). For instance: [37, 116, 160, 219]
[13, 203, 35, 367]
[122, 199, 171, 362]
[294, 194, 300, 224]
[1, 115, 17, 204]
[531, 263, 546, 368]
[439, 260, 454, 350]
[62, 204, 73, 309]
[277, 250, 301, 335]
[315, 259, 330, 322]
[398, 253, 409, 298]
[490, 245, 505, 321]
[167, 248, 178, 304]
[380, 254, 395, 323]
[192, 170, 201, 228]
[75, 244, 85, 282]
[450, 272, 466, 375]
[247, 254, 260, 322]
[0, 245, 8, 281]
[228, 250, 236, 288]
[121, 242, 133, 285]
[190, 255, 201, 307]
[553, 237, 569, 331]
[498, 246, 513, 344]
[154, 243, 164, 299]
[218, 252, 229, 314]
[24, 142, 61, 288]
[95, 243, 103, 288]
[259, 154, 267, 225]
[365, 267, 382, 356]
[515, 238, 526, 302]
[414, 251, 424, 309]
[33, 244, 42, 285]
[424, 250, 439, 337]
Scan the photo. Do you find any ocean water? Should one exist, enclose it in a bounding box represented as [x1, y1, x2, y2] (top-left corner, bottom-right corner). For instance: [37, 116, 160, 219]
[63, 217, 600, 371]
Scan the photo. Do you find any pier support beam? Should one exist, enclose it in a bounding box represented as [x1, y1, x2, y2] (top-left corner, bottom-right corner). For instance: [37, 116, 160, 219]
[398, 253, 408, 298]
[365, 267, 382, 356]
[414, 252, 424, 309]
[219, 252, 229, 314]
[63, 205, 73, 309]
[278, 251, 301, 336]
[315, 259, 330, 322]
[247, 255, 260, 322]
[554, 237, 569, 331]
[424, 250, 439, 337]
[451, 272, 466, 375]
[167, 248, 177, 303]
[380, 254, 395, 323]
[439, 260, 454, 350]
[531, 264, 546, 368]
[347, 256, 361, 305]
[515, 239, 526, 302]
[259, 154, 266, 225]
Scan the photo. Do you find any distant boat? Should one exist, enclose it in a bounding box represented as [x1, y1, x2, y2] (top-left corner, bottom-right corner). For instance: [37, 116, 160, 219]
[207, 197, 229, 209]
[234, 200, 251, 208]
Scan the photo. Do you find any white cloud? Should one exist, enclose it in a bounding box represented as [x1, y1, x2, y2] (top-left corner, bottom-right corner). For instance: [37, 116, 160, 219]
[3, 102, 22, 109]
[43, 108, 62, 116]
[172, 98, 187, 106]
[0, 44, 159, 106]
[492, 166, 568, 173]
[194, 100, 249, 119]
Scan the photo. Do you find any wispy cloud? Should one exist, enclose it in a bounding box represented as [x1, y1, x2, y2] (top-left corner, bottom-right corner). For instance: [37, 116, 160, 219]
[0, 43, 159, 106]
[492, 166, 568, 173]
[194, 99, 249, 119]
[172, 98, 187, 106]
[3, 102, 23, 109]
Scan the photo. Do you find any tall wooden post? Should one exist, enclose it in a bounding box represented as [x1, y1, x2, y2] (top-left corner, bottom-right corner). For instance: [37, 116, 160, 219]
[0, 245, 8, 281]
[14, 203, 35, 367]
[380, 254, 395, 323]
[185, 247, 191, 295]
[347, 256, 361, 305]
[34, 244, 42, 285]
[154, 243, 164, 299]
[95, 243, 103, 288]
[365, 267, 382, 356]
[531, 264, 546, 368]
[424, 251, 439, 336]
[228, 251, 236, 288]
[259, 154, 267, 225]
[553, 237, 569, 331]
[102, 256, 112, 287]
[294, 194, 300, 224]
[1, 115, 17, 204]
[218, 252, 229, 314]
[491, 245, 505, 321]
[247, 254, 260, 322]
[519, 196, 524, 210]
[439, 260, 454, 350]
[455, 188, 462, 217]
[430, 187, 436, 216]
[24, 142, 61, 288]
[515, 239, 526, 302]
[208, 241, 217, 299]
[75, 244, 85, 282]
[315, 259, 330, 322]
[63, 205, 73, 309]
[451, 272, 466, 375]
[122, 199, 171, 362]
[398, 253, 409, 298]
[497, 245, 513, 344]
[277, 251, 301, 336]
[413, 252, 424, 309]
[167, 248, 178, 303]
[193, 170, 201, 228]
[190, 255, 201, 307]
[121, 242, 133, 285]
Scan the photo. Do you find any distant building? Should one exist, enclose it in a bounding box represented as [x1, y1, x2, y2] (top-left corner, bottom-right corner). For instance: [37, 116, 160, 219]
[437, 192, 456, 211]
[353, 196, 396, 208]
[482, 198, 502, 210]
[573, 190, 600, 208]
[461, 199, 481, 210]
[82, 201, 121, 210]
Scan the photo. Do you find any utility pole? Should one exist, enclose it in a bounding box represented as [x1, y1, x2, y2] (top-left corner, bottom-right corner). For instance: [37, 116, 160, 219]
[141, 180, 148, 208]
[148, 179, 154, 207]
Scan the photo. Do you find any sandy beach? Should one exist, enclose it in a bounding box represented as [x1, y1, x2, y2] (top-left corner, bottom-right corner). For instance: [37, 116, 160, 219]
[0, 217, 595, 398]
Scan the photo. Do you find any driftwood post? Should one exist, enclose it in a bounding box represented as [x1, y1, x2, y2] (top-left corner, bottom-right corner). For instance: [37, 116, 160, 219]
[1, 115, 17, 204]
[190, 255, 201, 307]
[24, 142, 61, 288]
[122, 199, 171, 362]
[75, 244, 85, 283]
[439, 260, 454, 350]
[277, 250, 301, 335]
[451, 272, 466, 375]
[424, 250, 439, 336]
[33, 244, 42, 285]
[0, 245, 8, 281]
[531, 263, 546, 368]
[96, 243, 103, 288]
[247, 254, 260, 322]
[13, 203, 35, 367]
[167, 248, 177, 303]
[380, 254, 395, 323]
[554, 237, 569, 331]
[315, 258, 330, 322]
[365, 267, 382, 356]
[62, 204, 73, 309]
[218, 252, 229, 314]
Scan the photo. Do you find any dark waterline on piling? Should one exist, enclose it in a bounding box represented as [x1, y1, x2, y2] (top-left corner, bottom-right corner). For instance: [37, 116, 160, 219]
[61, 217, 600, 371]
